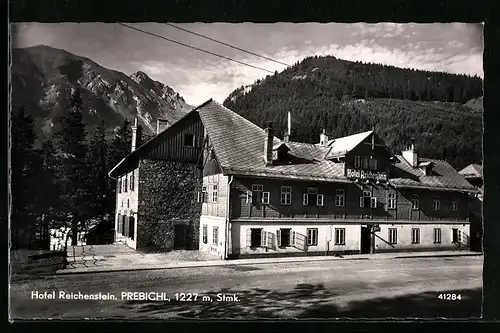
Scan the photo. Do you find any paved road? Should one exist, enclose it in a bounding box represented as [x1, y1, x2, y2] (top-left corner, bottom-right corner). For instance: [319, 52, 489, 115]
[10, 256, 482, 319]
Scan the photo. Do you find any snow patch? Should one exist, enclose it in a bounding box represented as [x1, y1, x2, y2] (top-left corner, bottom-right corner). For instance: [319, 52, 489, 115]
[292, 74, 307, 80]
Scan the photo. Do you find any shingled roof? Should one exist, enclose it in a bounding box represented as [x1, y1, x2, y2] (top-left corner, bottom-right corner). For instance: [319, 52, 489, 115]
[197, 100, 349, 183]
[109, 99, 478, 193]
[459, 164, 483, 179]
[390, 156, 477, 192]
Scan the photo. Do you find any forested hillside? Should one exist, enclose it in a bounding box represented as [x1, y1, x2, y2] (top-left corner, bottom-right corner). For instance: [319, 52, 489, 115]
[224, 55, 482, 170]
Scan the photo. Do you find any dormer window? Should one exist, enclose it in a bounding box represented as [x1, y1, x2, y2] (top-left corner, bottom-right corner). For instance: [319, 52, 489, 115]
[183, 133, 196, 147]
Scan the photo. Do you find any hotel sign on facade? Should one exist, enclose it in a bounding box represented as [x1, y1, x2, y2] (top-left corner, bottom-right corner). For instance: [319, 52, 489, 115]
[346, 168, 388, 181]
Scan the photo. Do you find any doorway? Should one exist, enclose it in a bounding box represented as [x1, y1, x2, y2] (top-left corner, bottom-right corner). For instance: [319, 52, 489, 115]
[361, 226, 372, 254]
[280, 228, 291, 247]
[174, 224, 188, 249]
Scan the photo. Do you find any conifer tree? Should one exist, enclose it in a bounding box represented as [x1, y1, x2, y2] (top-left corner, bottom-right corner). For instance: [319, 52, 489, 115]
[54, 88, 90, 246]
[11, 106, 37, 248]
[88, 121, 111, 223]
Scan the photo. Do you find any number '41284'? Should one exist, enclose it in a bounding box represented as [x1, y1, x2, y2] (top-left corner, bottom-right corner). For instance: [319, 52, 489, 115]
[438, 293, 462, 300]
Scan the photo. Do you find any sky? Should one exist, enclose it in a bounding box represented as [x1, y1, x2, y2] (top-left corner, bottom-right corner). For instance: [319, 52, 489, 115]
[12, 22, 483, 106]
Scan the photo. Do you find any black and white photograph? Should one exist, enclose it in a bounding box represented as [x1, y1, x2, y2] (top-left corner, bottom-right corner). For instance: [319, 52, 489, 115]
[9, 22, 483, 319]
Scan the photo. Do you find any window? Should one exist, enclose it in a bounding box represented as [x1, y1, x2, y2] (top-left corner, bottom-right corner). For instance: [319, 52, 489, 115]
[432, 196, 440, 211]
[307, 228, 319, 246]
[212, 184, 218, 202]
[281, 186, 292, 205]
[251, 184, 263, 205]
[451, 199, 458, 211]
[202, 225, 208, 244]
[388, 228, 397, 244]
[369, 157, 378, 170]
[304, 188, 319, 206]
[411, 228, 420, 244]
[118, 178, 122, 193]
[354, 156, 361, 168]
[387, 192, 396, 209]
[183, 133, 195, 147]
[130, 171, 134, 191]
[124, 175, 128, 192]
[360, 190, 373, 208]
[317, 194, 324, 206]
[198, 186, 207, 203]
[307, 187, 318, 194]
[433, 228, 442, 244]
[362, 156, 369, 169]
[262, 192, 270, 204]
[411, 194, 419, 210]
[277, 228, 292, 247]
[127, 199, 130, 208]
[250, 228, 265, 247]
[121, 199, 123, 207]
[212, 226, 219, 245]
[334, 228, 346, 245]
[335, 189, 345, 207]
[252, 184, 264, 191]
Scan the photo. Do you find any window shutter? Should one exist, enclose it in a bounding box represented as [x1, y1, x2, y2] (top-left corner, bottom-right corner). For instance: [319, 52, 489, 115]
[371, 197, 377, 208]
[277, 229, 281, 246]
[359, 197, 364, 208]
[303, 194, 308, 206]
[246, 229, 252, 247]
[129, 216, 135, 240]
[291, 231, 296, 246]
[261, 230, 267, 247]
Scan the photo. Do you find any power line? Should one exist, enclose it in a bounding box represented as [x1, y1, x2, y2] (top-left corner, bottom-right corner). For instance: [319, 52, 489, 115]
[118, 23, 276, 74]
[164, 23, 291, 67]
[119, 23, 482, 122]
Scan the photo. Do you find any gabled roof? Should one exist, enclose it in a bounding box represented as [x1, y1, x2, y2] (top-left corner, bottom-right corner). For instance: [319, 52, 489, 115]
[325, 130, 374, 159]
[197, 100, 348, 183]
[108, 100, 211, 178]
[109, 99, 478, 193]
[459, 164, 483, 179]
[390, 156, 477, 192]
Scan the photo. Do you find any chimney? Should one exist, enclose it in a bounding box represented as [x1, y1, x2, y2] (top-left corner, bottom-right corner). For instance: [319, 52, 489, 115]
[319, 129, 329, 146]
[284, 112, 291, 142]
[131, 118, 142, 152]
[264, 121, 274, 166]
[402, 138, 418, 167]
[156, 119, 169, 135]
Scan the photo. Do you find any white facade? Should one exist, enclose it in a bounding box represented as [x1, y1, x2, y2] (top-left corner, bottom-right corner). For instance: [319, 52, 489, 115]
[115, 167, 140, 249]
[230, 222, 361, 256]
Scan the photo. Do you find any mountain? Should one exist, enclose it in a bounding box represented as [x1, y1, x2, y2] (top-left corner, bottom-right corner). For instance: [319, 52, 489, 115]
[223, 55, 483, 170]
[11, 45, 192, 142]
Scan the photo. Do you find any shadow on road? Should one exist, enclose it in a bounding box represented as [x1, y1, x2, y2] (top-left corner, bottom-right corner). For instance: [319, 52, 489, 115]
[120, 284, 482, 319]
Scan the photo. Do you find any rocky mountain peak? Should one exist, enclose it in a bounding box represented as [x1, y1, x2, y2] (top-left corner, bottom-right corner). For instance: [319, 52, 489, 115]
[11, 45, 193, 140]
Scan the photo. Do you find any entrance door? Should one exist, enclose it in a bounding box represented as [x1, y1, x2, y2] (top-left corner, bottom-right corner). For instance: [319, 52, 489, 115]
[174, 224, 187, 249]
[361, 226, 371, 254]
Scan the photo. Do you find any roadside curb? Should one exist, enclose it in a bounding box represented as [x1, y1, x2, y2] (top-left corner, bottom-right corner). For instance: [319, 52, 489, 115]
[393, 253, 483, 259]
[55, 252, 482, 276]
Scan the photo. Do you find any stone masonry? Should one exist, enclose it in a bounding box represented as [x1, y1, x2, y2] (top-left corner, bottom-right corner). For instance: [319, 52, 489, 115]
[136, 159, 201, 252]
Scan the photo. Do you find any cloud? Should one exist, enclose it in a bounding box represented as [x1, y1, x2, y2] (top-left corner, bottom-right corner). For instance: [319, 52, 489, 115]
[12, 22, 483, 105]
